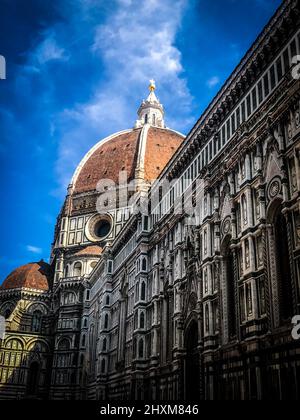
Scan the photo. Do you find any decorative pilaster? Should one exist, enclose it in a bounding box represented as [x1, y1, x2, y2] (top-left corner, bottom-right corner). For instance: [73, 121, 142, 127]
[220, 257, 229, 345]
[266, 224, 280, 328]
[232, 249, 240, 340]
[284, 212, 298, 313]
[262, 227, 272, 331]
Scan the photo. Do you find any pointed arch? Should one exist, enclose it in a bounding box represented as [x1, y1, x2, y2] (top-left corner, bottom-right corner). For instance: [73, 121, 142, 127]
[140, 281, 146, 301]
[73, 262, 82, 277]
[104, 313, 109, 330]
[102, 337, 107, 352]
[140, 312, 145, 329]
[31, 310, 43, 333]
[57, 338, 71, 351]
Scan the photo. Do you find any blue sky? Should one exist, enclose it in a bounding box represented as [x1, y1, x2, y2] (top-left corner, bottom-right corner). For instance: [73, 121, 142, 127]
[0, 0, 282, 280]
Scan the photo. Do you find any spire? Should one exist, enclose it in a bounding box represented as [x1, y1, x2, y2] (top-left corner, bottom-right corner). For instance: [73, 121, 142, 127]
[135, 80, 165, 129]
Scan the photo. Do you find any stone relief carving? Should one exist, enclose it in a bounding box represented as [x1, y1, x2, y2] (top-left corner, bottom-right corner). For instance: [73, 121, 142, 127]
[267, 176, 282, 201]
[222, 217, 232, 237]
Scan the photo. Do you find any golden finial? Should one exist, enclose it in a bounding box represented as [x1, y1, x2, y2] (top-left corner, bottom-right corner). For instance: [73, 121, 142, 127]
[149, 79, 156, 92]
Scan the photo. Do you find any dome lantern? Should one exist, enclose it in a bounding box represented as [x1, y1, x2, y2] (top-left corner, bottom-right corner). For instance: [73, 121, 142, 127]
[135, 80, 165, 129]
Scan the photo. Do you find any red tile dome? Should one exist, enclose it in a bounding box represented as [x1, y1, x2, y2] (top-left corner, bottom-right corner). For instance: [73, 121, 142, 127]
[72, 127, 184, 195]
[1, 262, 52, 291]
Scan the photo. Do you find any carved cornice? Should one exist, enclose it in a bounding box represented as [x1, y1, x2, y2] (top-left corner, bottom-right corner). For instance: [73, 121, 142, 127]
[204, 78, 300, 189]
[160, 0, 300, 182]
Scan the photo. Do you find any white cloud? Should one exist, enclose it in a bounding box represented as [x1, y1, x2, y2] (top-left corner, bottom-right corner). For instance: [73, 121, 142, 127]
[54, 0, 193, 195]
[26, 245, 43, 255]
[207, 76, 220, 88]
[91, 0, 187, 88]
[34, 34, 69, 65]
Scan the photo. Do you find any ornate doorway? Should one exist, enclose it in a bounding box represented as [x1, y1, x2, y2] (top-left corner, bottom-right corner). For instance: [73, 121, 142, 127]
[185, 320, 200, 401]
[27, 362, 40, 397]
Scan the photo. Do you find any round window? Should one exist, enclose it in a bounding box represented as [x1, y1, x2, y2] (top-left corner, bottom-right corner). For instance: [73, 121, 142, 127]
[85, 214, 113, 242]
[95, 219, 111, 239]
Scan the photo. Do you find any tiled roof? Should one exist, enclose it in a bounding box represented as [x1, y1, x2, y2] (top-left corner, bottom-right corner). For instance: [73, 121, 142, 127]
[74, 130, 140, 194]
[73, 127, 184, 194]
[1, 262, 52, 291]
[144, 127, 183, 181]
[75, 246, 103, 256]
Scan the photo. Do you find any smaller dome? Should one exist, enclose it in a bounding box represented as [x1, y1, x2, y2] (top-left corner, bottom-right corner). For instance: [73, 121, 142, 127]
[75, 246, 103, 256]
[1, 261, 52, 291]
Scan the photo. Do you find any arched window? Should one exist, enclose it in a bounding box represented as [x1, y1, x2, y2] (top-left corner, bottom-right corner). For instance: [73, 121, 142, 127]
[58, 338, 70, 351]
[105, 295, 110, 306]
[31, 310, 42, 333]
[145, 114, 148, 124]
[83, 319, 87, 328]
[138, 338, 144, 359]
[104, 314, 109, 330]
[102, 338, 107, 352]
[73, 262, 82, 277]
[142, 257, 147, 271]
[6, 339, 23, 350]
[141, 282, 146, 301]
[205, 304, 210, 333]
[140, 312, 145, 329]
[90, 261, 97, 270]
[152, 114, 156, 125]
[80, 354, 84, 366]
[242, 194, 248, 225]
[101, 359, 106, 374]
[65, 265, 69, 278]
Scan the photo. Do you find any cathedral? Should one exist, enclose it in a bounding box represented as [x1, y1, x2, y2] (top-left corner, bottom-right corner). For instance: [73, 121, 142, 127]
[1, 0, 300, 401]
